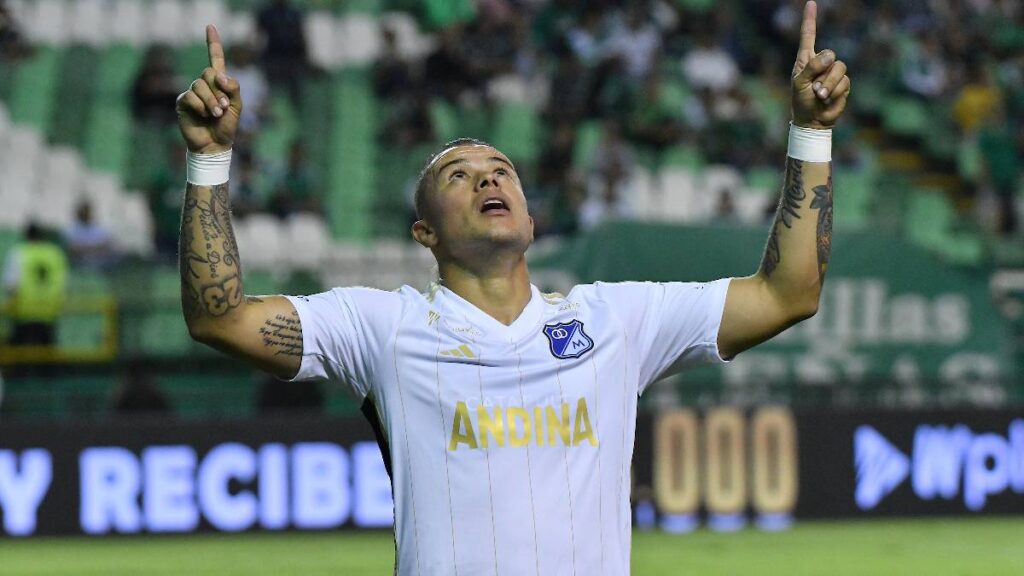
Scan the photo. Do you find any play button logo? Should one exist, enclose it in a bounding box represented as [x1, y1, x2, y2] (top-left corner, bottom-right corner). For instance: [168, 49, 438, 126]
[854, 425, 910, 510]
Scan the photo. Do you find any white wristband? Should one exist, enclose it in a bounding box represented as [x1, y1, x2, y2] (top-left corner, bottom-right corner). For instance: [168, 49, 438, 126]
[787, 123, 832, 162]
[186, 149, 232, 185]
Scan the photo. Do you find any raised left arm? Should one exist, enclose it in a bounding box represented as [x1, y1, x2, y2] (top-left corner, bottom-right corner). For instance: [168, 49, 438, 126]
[718, 1, 850, 359]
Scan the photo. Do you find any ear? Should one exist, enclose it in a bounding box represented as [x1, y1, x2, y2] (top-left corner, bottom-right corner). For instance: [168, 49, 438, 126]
[528, 215, 535, 242]
[411, 219, 437, 248]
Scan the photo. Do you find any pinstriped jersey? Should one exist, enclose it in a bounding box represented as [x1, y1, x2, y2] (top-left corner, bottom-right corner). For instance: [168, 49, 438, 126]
[287, 278, 731, 575]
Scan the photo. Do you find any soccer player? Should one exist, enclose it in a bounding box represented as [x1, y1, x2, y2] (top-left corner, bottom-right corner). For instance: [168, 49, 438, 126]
[176, 2, 849, 574]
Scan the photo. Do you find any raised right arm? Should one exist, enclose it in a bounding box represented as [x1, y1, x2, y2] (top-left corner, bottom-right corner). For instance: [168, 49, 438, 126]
[177, 25, 302, 379]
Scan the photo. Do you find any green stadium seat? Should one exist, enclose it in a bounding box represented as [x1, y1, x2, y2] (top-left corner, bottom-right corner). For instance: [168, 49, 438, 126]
[429, 98, 459, 143]
[491, 102, 539, 164]
[572, 120, 603, 170]
[882, 97, 929, 138]
[94, 44, 145, 98]
[51, 46, 99, 147]
[905, 189, 952, 246]
[8, 46, 62, 135]
[833, 169, 873, 229]
[329, 70, 377, 241]
[84, 103, 133, 176]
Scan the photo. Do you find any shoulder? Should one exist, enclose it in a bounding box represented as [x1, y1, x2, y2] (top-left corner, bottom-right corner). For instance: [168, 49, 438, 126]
[569, 281, 660, 304]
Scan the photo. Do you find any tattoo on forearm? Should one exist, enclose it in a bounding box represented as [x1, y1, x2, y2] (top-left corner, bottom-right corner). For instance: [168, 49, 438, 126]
[180, 183, 244, 320]
[259, 311, 303, 357]
[810, 166, 833, 284]
[761, 158, 806, 277]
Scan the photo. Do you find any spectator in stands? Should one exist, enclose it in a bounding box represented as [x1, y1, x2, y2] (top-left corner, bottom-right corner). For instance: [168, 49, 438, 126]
[374, 24, 417, 101]
[424, 27, 478, 104]
[112, 360, 172, 416]
[131, 45, 183, 127]
[0, 0, 29, 61]
[978, 102, 1020, 235]
[625, 72, 686, 171]
[900, 31, 949, 100]
[228, 147, 264, 218]
[682, 29, 741, 95]
[579, 120, 635, 231]
[607, 3, 663, 83]
[257, 0, 310, 108]
[2, 223, 68, 347]
[461, 4, 519, 85]
[229, 43, 269, 138]
[953, 61, 1003, 134]
[65, 200, 115, 271]
[376, 25, 435, 149]
[146, 147, 187, 259]
[268, 142, 321, 218]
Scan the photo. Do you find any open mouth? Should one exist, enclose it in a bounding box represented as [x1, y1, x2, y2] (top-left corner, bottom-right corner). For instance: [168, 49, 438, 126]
[480, 198, 510, 214]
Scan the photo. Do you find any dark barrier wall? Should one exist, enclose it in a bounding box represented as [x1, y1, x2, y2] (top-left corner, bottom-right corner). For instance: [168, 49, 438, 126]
[632, 407, 1024, 531]
[1, 409, 1022, 537]
[0, 416, 387, 537]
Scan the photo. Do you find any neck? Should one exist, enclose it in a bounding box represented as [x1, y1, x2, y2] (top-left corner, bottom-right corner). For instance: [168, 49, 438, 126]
[438, 255, 532, 326]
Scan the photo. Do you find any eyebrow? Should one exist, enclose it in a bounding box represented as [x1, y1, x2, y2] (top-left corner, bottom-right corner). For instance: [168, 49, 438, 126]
[435, 156, 516, 178]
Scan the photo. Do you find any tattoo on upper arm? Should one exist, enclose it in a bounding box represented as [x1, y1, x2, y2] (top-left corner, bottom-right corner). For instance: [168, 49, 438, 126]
[259, 311, 303, 357]
[761, 158, 806, 277]
[810, 167, 833, 284]
[180, 183, 244, 320]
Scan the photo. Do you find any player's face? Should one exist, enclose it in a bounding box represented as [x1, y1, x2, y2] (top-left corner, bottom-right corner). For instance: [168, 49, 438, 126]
[421, 145, 534, 256]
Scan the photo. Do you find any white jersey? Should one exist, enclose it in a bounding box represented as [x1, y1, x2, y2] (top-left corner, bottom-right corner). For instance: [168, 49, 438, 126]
[287, 278, 731, 576]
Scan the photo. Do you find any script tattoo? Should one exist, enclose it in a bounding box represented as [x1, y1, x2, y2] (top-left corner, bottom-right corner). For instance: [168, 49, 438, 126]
[810, 166, 833, 285]
[761, 158, 806, 277]
[259, 311, 303, 357]
[180, 183, 244, 320]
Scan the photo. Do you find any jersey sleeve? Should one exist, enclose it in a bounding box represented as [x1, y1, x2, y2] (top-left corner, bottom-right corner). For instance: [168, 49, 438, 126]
[593, 278, 732, 393]
[284, 287, 403, 399]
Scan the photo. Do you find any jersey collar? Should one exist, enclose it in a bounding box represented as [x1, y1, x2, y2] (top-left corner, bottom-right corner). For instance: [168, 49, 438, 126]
[434, 283, 545, 343]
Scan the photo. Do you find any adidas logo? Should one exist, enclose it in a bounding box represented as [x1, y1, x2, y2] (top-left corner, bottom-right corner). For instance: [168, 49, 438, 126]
[440, 344, 476, 359]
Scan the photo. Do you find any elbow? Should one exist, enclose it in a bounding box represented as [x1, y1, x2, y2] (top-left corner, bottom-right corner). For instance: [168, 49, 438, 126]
[185, 318, 219, 346]
[789, 293, 820, 323]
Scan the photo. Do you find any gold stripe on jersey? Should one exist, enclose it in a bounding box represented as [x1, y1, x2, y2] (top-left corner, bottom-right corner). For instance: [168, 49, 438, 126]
[440, 344, 476, 359]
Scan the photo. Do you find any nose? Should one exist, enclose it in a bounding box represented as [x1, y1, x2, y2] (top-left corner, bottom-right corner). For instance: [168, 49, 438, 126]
[476, 173, 498, 191]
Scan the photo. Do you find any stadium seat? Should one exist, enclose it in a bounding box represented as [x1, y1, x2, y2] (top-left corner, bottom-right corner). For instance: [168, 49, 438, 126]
[112, 192, 156, 255]
[702, 165, 744, 198]
[109, 0, 147, 46]
[306, 12, 341, 70]
[0, 190, 31, 229]
[659, 168, 700, 222]
[24, 0, 69, 46]
[149, 0, 188, 46]
[883, 98, 929, 139]
[491, 102, 539, 164]
[339, 13, 382, 66]
[70, 0, 109, 46]
[235, 214, 284, 270]
[285, 212, 331, 270]
[186, 0, 230, 43]
[8, 47, 61, 135]
[224, 10, 256, 44]
[381, 11, 434, 60]
[82, 173, 122, 229]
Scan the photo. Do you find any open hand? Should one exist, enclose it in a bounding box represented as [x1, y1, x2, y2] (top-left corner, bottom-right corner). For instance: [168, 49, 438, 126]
[175, 25, 243, 154]
[791, 1, 850, 129]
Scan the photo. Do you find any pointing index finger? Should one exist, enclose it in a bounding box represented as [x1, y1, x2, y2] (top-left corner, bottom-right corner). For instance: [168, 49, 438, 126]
[799, 1, 817, 56]
[206, 24, 227, 73]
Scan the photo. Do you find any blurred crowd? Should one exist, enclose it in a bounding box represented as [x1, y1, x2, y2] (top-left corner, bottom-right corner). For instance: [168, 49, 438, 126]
[4, 0, 1022, 260]
[375, 0, 1024, 237]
